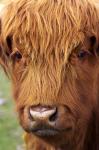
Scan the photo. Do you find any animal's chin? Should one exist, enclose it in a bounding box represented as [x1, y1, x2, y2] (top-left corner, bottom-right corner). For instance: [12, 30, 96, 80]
[22, 122, 74, 148]
[25, 127, 72, 150]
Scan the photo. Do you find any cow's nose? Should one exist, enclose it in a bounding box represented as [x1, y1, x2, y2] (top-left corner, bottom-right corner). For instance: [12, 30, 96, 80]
[29, 105, 57, 122]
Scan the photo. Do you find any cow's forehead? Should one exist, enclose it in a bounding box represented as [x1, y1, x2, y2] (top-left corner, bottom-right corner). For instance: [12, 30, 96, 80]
[1, 0, 99, 63]
[17, 31, 94, 66]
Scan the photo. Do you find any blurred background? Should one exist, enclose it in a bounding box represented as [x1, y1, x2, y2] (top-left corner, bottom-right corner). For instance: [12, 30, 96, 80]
[0, 1, 24, 150]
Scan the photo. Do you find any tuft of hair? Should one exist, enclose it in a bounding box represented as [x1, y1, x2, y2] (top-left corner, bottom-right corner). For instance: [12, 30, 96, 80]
[1, 0, 99, 66]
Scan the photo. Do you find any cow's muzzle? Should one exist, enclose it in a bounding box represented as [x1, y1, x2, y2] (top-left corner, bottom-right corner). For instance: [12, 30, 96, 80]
[22, 104, 74, 137]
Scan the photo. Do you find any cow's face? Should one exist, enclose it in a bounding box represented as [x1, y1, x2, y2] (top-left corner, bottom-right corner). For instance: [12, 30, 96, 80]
[10, 35, 99, 146]
[0, 0, 99, 148]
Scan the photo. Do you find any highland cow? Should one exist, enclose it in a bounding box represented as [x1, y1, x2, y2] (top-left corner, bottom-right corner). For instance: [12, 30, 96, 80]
[0, 0, 99, 150]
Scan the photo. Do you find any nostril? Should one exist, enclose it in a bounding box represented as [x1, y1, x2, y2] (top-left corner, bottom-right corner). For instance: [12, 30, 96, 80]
[49, 108, 58, 122]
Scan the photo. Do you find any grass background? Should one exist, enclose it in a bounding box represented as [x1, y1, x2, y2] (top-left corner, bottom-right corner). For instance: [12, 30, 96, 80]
[0, 69, 23, 150]
[0, 1, 23, 150]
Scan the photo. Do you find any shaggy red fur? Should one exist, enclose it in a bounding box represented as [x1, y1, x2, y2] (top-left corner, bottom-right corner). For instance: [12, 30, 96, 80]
[0, 0, 99, 150]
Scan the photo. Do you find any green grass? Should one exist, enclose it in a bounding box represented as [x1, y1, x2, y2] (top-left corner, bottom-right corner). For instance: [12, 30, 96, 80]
[0, 69, 23, 150]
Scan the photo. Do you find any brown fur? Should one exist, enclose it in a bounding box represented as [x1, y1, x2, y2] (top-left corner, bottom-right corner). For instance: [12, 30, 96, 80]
[0, 0, 99, 150]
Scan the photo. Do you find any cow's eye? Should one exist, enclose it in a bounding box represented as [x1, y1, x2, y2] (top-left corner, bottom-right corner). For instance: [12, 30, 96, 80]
[15, 51, 22, 59]
[11, 51, 22, 60]
[77, 50, 89, 59]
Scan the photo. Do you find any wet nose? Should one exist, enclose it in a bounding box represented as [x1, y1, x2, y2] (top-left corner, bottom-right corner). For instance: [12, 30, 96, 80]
[29, 105, 57, 122]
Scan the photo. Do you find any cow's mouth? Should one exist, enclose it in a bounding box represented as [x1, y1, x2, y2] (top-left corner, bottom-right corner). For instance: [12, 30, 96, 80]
[32, 128, 60, 137]
[29, 124, 73, 137]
